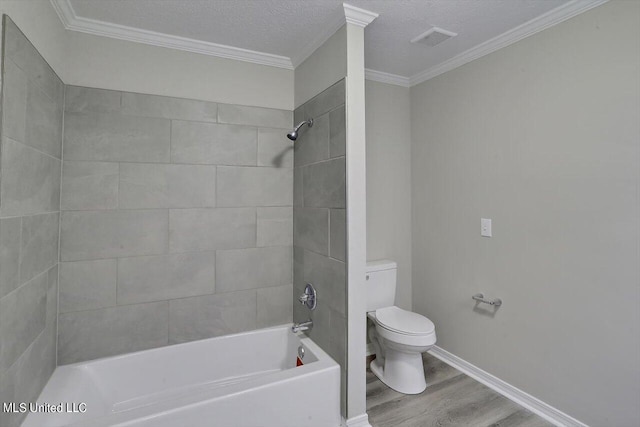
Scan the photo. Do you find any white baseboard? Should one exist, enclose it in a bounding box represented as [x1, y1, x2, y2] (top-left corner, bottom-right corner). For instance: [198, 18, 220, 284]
[342, 414, 371, 427]
[428, 346, 588, 427]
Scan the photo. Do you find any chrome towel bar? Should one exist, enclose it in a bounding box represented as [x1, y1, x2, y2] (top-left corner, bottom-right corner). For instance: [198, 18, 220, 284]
[472, 293, 502, 307]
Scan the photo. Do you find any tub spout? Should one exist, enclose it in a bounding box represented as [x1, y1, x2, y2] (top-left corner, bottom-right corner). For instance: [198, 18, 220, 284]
[291, 320, 313, 333]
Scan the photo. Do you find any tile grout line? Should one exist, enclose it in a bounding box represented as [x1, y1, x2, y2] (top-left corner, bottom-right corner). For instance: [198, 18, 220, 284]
[60, 206, 291, 213]
[297, 154, 346, 169]
[166, 208, 170, 256]
[1, 323, 48, 383]
[56, 84, 66, 368]
[165, 297, 170, 346]
[0, 264, 54, 302]
[167, 117, 172, 260]
[255, 127, 259, 167]
[328, 207, 332, 259]
[115, 257, 120, 307]
[168, 117, 173, 163]
[3, 135, 62, 162]
[0, 210, 62, 221]
[59, 245, 291, 265]
[60, 160, 293, 168]
[115, 162, 121, 211]
[3, 55, 61, 105]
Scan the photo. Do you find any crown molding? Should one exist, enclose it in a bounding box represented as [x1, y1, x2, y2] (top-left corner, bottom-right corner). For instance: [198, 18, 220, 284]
[409, 0, 608, 86]
[49, 0, 293, 70]
[364, 69, 410, 88]
[49, 0, 74, 27]
[343, 3, 379, 28]
[50, 0, 606, 83]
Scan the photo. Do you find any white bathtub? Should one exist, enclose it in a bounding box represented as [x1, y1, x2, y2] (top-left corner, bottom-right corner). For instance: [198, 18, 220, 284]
[24, 325, 341, 427]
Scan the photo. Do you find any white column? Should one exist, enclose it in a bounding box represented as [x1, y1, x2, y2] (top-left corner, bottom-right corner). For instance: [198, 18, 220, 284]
[344, 4, 378, 426]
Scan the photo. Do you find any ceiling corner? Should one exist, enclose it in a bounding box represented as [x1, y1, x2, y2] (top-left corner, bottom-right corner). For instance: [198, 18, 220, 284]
[49, 0, 75, 28]
[408, 0, 610, 87]
[290, 11, 346, 68]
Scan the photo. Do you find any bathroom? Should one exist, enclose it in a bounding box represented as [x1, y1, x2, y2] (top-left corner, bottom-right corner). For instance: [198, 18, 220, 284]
[0, 0, 638, 426]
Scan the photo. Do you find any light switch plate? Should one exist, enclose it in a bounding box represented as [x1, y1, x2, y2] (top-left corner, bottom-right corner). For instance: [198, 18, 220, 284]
[481, 218, 492, 237]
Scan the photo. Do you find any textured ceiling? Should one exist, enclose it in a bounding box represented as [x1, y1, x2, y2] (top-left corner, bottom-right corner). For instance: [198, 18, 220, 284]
[68, 0, 567, 77]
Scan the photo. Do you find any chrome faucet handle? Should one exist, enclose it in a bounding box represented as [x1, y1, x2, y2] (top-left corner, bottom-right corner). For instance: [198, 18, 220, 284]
[298, 294, 310, 303]
[298, 283, 317, 310]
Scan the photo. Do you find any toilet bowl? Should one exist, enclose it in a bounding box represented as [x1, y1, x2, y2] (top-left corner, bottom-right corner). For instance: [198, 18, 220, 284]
[366, 261, 437, 394]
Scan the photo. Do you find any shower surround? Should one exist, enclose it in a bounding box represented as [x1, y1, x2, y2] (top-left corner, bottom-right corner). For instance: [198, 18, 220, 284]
[0, 14, 352, 427]
[0, 17, 63, 427]
[293, 79, 347, 409]
[57, 87, 295, 364]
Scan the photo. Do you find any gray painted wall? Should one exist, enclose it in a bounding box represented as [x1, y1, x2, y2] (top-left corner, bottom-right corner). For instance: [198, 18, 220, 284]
[0, 16, 62, 427]
[365, 80, 412, 311]
[292, 79, 347, 413]
[410, 2, 640, 425]
[58, 86, 294, 364]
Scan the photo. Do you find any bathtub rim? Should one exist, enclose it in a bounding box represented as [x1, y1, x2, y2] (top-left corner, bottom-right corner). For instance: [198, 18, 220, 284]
[57, 323, 329, 368]
[29, 324, 340, 427]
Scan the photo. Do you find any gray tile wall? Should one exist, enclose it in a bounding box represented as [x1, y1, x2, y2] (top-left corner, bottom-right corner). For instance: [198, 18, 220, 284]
[0, 16, 63, 427]
[58, 85, 294, 364]
[292, 80, 347, 413]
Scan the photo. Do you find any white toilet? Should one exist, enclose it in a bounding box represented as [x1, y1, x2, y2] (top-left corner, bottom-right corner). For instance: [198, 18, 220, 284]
[366, 260, 436, 394]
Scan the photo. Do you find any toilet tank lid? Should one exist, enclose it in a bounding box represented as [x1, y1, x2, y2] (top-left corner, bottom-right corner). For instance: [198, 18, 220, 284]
[366, 259, 397, 272]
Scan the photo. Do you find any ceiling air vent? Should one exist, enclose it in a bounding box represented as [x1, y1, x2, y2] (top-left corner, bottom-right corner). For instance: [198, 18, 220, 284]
[411, 27, 457, 47]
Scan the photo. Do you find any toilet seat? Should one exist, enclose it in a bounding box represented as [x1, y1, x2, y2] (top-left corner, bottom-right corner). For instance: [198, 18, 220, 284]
[375, 306, 435, 336]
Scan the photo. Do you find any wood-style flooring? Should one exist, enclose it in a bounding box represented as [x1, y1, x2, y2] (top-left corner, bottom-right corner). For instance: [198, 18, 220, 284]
[366, 353, 554, 427]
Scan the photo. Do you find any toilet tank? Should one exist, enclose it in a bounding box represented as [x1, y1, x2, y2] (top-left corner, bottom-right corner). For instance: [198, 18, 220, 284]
[366, 260, 397, 312]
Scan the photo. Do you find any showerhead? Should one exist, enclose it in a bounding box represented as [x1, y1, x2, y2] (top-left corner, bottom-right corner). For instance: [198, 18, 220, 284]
[287, 118, 314, 141]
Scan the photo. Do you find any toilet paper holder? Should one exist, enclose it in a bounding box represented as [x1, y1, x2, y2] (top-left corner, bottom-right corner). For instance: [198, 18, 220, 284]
[472, 293, 502, 307]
